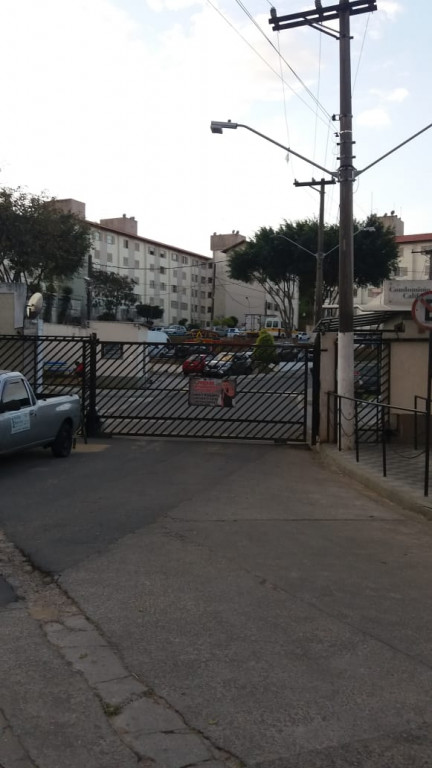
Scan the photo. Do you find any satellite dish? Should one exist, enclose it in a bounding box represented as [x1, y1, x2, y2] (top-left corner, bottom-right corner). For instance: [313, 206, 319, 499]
[26, 292, 44, 318]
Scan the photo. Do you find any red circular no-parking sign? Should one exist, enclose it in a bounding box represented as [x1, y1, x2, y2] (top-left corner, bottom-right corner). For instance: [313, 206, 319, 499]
[412, 291, 432, 330]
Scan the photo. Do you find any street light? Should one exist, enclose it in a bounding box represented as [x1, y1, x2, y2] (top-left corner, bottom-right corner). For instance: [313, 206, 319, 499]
[276, 226, 376, 328]
[210, 121, 336, 178]
[211, 116, 432, 449]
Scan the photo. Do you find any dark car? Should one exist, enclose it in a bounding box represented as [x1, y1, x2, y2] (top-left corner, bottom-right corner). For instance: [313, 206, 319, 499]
[356, 362, 380, 395]
[174, 344, 210, 360]
[204, 352, 252, 378]
[182, 354, 211, 376]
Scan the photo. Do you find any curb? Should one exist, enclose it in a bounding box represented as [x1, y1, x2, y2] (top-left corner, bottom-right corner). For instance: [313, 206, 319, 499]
[315, 444, 432, 522]
[0, 531, 245, 768]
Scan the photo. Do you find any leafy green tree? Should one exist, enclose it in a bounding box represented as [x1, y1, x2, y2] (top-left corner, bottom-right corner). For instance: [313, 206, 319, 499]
[135, 304, 164, 323]
[252, 329, 278, 372]
[91, 270, 138, 319]
[213, 315, 239, 328]
[0, 187, 91, 288]
[228, 215, 399, 333]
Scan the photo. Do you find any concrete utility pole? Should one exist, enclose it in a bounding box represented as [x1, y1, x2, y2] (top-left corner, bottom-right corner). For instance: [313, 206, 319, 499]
[269, 0, 377, 448]
[294, 178, 336, 325]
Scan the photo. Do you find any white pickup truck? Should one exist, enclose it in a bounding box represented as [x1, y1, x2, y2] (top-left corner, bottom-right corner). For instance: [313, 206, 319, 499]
[0, 370, 81, 458]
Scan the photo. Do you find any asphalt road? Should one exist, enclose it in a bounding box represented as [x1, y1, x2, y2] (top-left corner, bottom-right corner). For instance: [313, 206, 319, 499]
[2, 437, 432, 766]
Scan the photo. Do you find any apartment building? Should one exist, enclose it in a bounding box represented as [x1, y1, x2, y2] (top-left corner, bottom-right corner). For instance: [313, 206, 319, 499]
[210, 232, 299, 329]
[56, 200, 214, 327]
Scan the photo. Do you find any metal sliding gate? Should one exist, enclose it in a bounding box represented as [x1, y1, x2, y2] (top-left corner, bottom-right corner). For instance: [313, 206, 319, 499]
[0, 335, 314, 443]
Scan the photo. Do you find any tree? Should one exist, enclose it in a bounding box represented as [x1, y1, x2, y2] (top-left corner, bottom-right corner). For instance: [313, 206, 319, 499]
[0, 187, 91, 288]
[252, 329, 278, 372]
[91, 270, 138, 320]
[228, 215, 399, 333]
[135, 304, 164, 323]
[213, 315, 239, 328]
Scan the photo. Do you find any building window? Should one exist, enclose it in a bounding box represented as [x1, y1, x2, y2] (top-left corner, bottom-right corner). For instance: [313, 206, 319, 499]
[101, 342, 123, 360]
[171, 253, 178, 262]
[149, 246, 155, 255]
[93, 231, 101, 241]
[182, 272, 187, 280]
[160, 282, 166, 291]
[192, 275, 198, 283]
[208, 277, 213, 284]
[93, 249, 100, 259]
[123, 239, 129, 248]
[160, 251, 166, 258]
[396, 266, 408, 277]
[160, 267, 166, 274]
[200, 291, 205, 299]
[172, 285, 177, 293]
[149, 264, 154, 271]
[123, 257, 129, 266]
[181, 302, 188, 310]
[207, 307, 212, 313]
[182, 256, 188, 265]
[171, 300, 178, 309]
[208, 263, 213, 270]
[107, 253, 113, 263]
[201, 305, 205, 313]
[150, 280, 155, 289]
[201, 276, 206, 284]
[134, 260, 139, 269]
[106, 234, 115, 244]
[207, 292, 212, 299]
[159, 299, 164, 308]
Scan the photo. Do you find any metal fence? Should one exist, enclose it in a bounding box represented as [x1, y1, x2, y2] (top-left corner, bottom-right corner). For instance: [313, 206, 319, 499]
[0, 334, 316, 443]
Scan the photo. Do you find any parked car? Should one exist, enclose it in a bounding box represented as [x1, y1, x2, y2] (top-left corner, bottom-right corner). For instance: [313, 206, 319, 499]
[174, 344, 210, 360]
[204, 352, 252, 377]
[0, 370, 81, 458]
[292, 332, 310, 342]
[355, 362, 380, 395]
[165, 325, 188, 336]
[226, 328, 242, 337]
[212, 326, 228, 337]
[182, 354, 211, 376]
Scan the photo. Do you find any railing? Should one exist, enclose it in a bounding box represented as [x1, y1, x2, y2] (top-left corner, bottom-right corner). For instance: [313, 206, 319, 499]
[327, 392, 432, 496]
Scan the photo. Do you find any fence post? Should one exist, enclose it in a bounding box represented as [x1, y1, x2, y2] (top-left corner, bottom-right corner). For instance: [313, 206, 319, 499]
[86, 333, 101, 437]
[311, 335, 321, 446]
[381, 403, 387, 478]
[354, 399, 359, 462]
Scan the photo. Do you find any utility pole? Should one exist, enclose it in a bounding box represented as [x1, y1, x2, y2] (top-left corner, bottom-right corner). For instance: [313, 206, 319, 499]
[293, 177, 336, 325]
[269, 0, 377, 448]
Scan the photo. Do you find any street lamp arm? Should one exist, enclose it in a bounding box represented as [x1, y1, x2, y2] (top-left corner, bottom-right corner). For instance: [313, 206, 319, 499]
[357, 121, 432, 177]
[210, 120, 337, 178]
[276, 233, 316, 257]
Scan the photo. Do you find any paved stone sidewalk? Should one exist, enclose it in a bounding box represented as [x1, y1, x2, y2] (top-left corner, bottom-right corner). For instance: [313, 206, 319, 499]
[0, 531, 240, 768]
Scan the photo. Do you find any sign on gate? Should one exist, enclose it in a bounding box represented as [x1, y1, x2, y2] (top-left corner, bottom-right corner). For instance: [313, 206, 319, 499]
[188, 378, 236, 408]
[412, 290, 432, 331]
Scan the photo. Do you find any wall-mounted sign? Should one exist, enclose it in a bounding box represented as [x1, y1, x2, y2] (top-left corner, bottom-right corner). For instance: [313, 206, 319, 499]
[412, 291, 432, 331]
[188, 378, 236, 408]
[384, 280, 432, 307]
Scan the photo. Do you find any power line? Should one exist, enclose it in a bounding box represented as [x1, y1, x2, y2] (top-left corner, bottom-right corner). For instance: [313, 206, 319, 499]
[205, 0, 334, 128]
[232, 0, 333, 122]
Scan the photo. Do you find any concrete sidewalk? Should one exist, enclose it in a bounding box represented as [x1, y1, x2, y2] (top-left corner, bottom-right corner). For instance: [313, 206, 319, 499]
[318, 441, 432, 520]
[2, 437, 432, 768]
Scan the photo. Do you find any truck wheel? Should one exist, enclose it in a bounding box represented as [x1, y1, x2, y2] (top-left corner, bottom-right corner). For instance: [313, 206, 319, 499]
[51, 421, 73, 458]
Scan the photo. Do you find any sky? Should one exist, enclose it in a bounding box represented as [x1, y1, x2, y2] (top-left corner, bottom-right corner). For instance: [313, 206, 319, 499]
[0, 0, 430, 257]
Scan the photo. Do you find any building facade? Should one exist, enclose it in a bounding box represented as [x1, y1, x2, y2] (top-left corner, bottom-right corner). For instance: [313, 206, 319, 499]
[56, 200, 214, 327]
[210, 232, 299, 330]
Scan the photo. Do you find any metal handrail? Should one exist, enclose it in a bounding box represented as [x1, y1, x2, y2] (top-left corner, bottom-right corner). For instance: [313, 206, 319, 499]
[327, 392, 432, 496]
